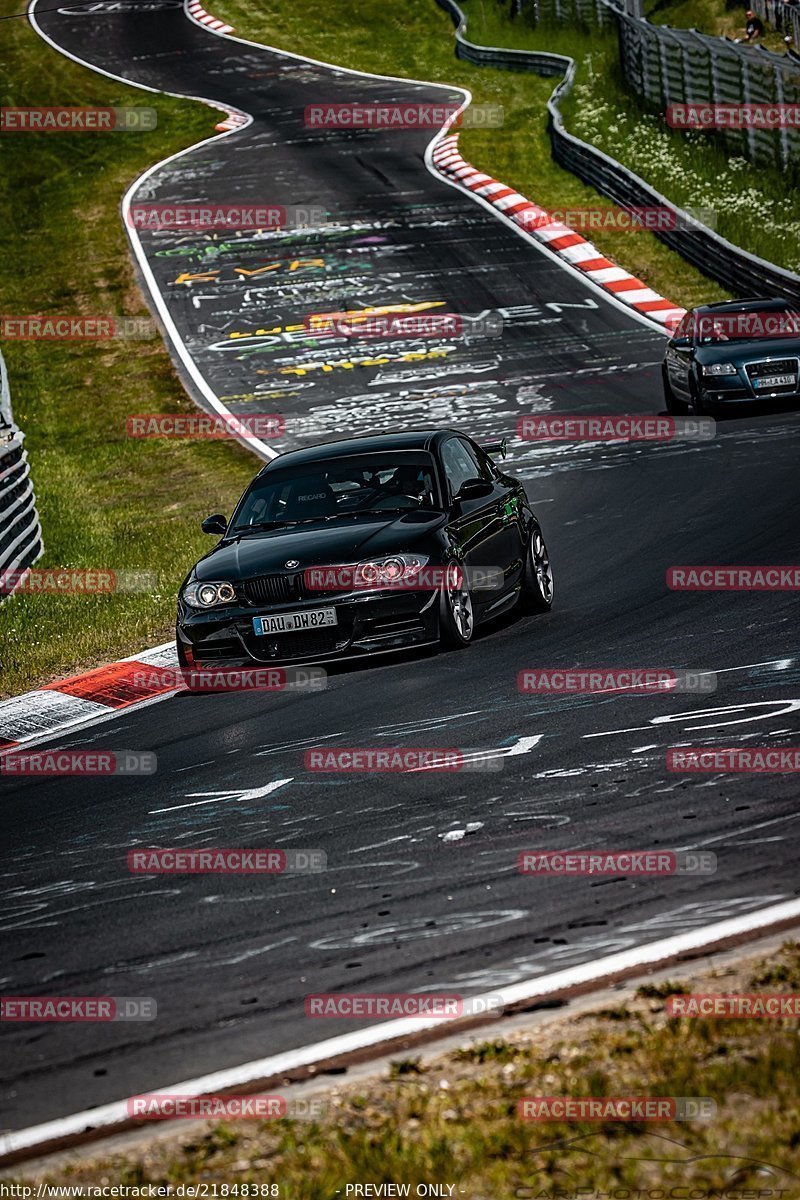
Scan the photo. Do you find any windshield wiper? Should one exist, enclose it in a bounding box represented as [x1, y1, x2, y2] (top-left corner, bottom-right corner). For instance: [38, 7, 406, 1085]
[230, 520, 294, 534]
[231, 515, 342, 534]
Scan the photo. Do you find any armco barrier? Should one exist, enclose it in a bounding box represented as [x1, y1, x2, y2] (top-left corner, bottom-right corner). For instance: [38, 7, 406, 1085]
[752, 0, 800, 49]
[434, 0, 800, 303]
[0, 350, 43, 600]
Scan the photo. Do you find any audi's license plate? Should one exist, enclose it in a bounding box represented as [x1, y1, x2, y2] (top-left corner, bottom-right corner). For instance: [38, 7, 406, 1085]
[253, 608, 337, 635]
[755, 374, 795, 389]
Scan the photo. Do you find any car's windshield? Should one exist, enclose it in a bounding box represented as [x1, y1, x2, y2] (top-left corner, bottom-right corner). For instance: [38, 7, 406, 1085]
[695, 306, 800, 345]
[230, 453, 441, 530]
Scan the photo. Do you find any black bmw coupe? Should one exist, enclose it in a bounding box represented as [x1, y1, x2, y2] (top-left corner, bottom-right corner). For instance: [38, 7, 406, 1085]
[176, 429, 553, 671]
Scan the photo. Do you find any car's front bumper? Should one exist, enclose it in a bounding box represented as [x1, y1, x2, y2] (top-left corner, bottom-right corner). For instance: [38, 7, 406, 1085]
[177, 588, 440, 667]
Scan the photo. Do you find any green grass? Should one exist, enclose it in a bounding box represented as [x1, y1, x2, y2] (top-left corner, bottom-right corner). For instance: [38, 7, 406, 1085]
[0, 2, 256, 696]
[212, 0, 732, 308]
[17, 942, 800, 1195]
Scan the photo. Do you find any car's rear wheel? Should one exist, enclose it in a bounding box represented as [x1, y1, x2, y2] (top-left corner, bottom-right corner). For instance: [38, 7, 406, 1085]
[519, 524, 554, 613]
[439, 562, 474, 648]
[663, 365, 688, 415]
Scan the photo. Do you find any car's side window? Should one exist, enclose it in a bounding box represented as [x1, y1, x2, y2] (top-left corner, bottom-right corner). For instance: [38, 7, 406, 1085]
[470, 442, 499, 481]
[441, 438, 480, 500]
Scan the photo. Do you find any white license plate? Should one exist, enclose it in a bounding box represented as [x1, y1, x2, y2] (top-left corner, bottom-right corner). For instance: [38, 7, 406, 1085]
[253, 608, 337, 635]
[755, 374, 795, 388]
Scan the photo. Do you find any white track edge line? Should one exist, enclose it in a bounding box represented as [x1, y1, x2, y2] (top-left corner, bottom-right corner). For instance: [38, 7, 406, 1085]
[26, 0, 276, 462]
[3, 896, 799, 1159]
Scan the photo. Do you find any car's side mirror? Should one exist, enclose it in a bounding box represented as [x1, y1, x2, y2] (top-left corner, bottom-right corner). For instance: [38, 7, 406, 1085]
[455, 478, 493, 503]
[672, 337, 693, 349]
[201, 513, 228, 535]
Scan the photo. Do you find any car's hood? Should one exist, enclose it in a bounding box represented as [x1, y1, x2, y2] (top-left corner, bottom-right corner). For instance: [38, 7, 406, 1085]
[193, 511, 445, 581]
[694, 337, 800, 364]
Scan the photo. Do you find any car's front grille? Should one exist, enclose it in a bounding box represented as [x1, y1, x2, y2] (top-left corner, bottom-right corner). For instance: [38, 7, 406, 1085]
[745, 358, 799, 391]
[251, 629, 347, 659]
[243, 573, 301, 606]
[243, 570, 348, 605]
[193, 638, 242, 661]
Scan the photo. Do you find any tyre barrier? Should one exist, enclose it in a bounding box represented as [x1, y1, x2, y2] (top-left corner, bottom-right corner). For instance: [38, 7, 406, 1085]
[0, 351, 43, 602]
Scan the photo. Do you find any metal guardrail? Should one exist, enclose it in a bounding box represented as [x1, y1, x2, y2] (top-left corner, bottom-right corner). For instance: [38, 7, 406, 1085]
[752, 0, 800, 48]
[617, 17, 800, 171]
[433, 0, 800, 303]
[0, 350, 44, 599]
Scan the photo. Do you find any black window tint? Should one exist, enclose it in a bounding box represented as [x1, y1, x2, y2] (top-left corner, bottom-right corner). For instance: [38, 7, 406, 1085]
[470, 442, 499, 481]
[441, 438, 480, 498]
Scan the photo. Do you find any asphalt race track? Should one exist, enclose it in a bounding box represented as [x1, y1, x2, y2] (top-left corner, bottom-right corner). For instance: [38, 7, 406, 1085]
[2, 0, 799, 1136]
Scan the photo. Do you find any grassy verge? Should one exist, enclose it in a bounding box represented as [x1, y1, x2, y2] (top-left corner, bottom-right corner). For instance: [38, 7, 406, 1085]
[212, 0, 732, 308]
[16, 941, 800, 1193]
[0, 3, 256, 696]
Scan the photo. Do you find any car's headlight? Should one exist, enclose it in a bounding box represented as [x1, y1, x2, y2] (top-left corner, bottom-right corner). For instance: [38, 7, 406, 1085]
[353, 554, 429, 589]
[701, 362, 737, 376]
[183, 580, 237, 608]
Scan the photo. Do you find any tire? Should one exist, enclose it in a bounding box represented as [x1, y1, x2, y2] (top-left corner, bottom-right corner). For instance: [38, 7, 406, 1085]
[438, 561, 474, 648]
[519, 523, 554, 613]
[689, 377, 706, 415]
[662, 365, 688, 415]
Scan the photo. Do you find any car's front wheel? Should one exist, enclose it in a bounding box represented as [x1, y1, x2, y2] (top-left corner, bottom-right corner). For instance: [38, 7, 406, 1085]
[663, 365, 688, 415]
[439, 562, 474, 648]
[689, 376, 707, 415]
[519, 523, 554, 613]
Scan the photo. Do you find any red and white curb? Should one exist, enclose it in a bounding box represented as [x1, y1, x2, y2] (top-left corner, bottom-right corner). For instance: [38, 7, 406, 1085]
[432, 134, 686, 331]
[214, 110, 248, 132]
[186, 0, 232, 34]
[0, 642, 180, 753]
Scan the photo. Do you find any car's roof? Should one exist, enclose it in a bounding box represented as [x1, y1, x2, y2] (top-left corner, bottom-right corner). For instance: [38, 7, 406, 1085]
[257, 429, 460, 473]
[693, 297, 797, 314]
